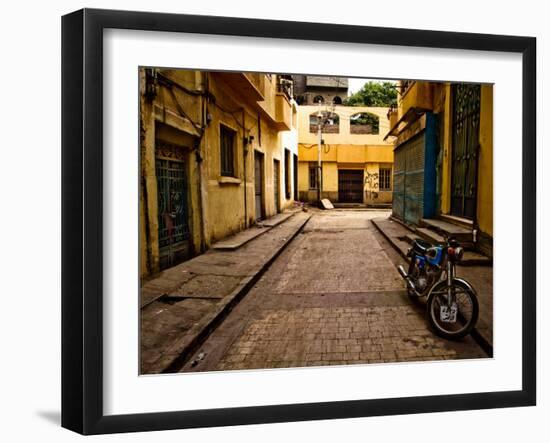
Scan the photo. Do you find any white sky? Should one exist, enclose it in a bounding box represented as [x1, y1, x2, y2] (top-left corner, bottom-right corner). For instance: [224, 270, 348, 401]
[347, 78, 396, 95]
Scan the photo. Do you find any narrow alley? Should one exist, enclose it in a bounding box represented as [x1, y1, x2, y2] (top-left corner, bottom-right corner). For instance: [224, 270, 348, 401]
[175, 210, 487, 372]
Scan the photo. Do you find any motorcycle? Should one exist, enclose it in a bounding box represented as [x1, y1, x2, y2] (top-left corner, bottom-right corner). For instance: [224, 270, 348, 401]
[397, 236, 479, 339]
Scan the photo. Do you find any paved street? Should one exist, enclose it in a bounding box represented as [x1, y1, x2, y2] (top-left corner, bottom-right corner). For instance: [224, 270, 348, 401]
[180, 210, 487, 372]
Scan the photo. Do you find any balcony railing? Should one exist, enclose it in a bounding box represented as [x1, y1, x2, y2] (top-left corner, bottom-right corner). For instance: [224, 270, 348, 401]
[277, 81, 293, 101]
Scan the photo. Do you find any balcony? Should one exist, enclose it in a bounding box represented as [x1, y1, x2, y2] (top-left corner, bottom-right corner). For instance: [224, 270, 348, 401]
[215, 72, 265, 102]
[384, 82, 434, 140]
[274, 92, 292, 131]
[398, 81, 433, 120]
[387, 108, 398, 130]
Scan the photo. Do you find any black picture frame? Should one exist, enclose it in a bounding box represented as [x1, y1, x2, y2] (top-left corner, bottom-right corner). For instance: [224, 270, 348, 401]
[61, 8, 537, 435]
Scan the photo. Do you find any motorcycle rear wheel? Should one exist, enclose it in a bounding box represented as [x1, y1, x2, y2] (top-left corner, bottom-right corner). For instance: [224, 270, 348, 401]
[427, 279, 479, 340]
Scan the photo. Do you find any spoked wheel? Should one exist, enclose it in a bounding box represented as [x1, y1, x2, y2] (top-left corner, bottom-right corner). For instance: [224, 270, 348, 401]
[427, 279, 479, 339]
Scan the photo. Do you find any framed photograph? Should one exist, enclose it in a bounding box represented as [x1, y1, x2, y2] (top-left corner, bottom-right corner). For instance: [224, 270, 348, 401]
[62, 8, 536, 435]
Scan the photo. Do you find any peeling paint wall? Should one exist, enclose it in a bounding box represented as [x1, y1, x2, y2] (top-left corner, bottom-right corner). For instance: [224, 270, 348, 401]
[139, 69, 297, 279]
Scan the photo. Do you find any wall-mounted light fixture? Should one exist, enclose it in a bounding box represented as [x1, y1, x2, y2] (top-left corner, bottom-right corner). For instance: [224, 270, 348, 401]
[144, 68, 158, 100]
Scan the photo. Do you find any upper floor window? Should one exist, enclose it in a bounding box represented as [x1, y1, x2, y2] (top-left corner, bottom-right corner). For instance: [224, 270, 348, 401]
[309, 111, 340, 134]
[350, 112, 379, 135]
[220, 124, 236, 177]
[332, 96, 342, 105]
[379, 167, 392, 191]
[313, 95, 324, 104]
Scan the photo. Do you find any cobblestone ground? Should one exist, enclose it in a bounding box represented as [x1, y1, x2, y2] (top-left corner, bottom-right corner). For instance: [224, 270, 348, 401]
[181, 210, 487, 372]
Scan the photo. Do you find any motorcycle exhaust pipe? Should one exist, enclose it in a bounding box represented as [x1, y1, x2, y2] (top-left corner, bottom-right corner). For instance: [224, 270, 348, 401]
[397, 265, 416, 291]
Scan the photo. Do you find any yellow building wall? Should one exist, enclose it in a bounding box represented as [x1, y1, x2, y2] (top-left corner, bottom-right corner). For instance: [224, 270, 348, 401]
[298, 144, 337, 162]
[298, 161, 310, 193]
[477, 85, 493, 237]
[203, 74, 287, 243]
[438, 84, 453, 215]
[436, 83, 493, 237]
[296, 104, 394, 205]
[298, 145, 393, 164]
[297, 105, 391, 146]
[140, 69, 295, 278]
[322, 162, 338, 192]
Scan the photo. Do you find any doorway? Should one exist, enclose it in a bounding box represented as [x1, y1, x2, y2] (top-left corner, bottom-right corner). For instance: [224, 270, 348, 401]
[254, 151, 265, 221]
[338, 169, 364, 203]
[450, 84, 480, 220]
[273, 159, 281, 213]
[155, 140, 191, 270]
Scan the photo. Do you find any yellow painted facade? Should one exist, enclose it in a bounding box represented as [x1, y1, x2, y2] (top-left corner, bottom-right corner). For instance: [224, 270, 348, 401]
[297, 105, 394, 204]
[388, 80, 493, 252]
[140, 70, 297, 278]
[431, 83, 493, 238]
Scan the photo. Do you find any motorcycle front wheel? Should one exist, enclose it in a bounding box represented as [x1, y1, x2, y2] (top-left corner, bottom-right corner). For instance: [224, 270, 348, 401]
[426, 279, 479, 340]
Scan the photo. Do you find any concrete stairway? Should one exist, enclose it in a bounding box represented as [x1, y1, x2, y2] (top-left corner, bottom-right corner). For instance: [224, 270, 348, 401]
[418, 218, 474, 249]
[412, 217, 491, 266]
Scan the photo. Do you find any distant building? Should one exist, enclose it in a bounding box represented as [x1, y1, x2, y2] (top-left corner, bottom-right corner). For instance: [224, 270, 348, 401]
[292, 75, 349, 105]
[297, 105, 394, 206]
[139, 70, 298, 278]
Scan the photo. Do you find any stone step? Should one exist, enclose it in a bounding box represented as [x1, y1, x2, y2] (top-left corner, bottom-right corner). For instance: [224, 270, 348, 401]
[416, 226, 474, 250]
[459, 251, 493, 267]
[439, 213, 474, 229]
[211, 226, 270, 250]
[212, 212, 296, 250]
[259, 212, 294, 228]
[420, 218, 473, 242]
[403, 233, 490, 266]
[415, 227, 446, 245]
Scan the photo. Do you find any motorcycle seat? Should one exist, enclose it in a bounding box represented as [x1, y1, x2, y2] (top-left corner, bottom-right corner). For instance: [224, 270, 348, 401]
[412, 239, 433, 255]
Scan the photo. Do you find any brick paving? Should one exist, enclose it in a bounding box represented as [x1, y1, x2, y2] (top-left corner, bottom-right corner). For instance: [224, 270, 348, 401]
[140, 210, 310, 374]
[371, 215, 493, 350]
[180, 210, 487, 373]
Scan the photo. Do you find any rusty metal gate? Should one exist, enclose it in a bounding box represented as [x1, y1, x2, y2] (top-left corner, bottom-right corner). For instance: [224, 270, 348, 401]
[338, 169, 364, 203]
[273, 159, 281, 213]
[451, 84, 481, 220]
[155, 141, 191, 270]
[254, 151, 264, 221]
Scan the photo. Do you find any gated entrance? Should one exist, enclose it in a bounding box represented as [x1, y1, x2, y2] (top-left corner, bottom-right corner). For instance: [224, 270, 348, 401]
[254, 151, 264, 221]
[338, 169, 364, 203]
[451, 84, 481, 220]
[155, 140, 191, 270]
[393, 133, 425, 224]
[392, 113, 438, 225]
[273, 159, 281, 213]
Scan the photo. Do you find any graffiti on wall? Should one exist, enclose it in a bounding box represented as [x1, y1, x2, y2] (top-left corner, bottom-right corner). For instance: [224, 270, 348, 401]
[364, 171, 379, 200]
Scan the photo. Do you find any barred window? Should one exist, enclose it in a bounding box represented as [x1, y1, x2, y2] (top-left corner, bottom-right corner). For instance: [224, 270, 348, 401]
[309, 163, 319, 189]
[220, 124, 236, 177]
[379, 168, 392, 191]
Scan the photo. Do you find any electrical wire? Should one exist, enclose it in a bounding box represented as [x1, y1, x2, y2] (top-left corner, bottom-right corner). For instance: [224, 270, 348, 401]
[166, 87, 204, 133]
[212, 101, 256, 133]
